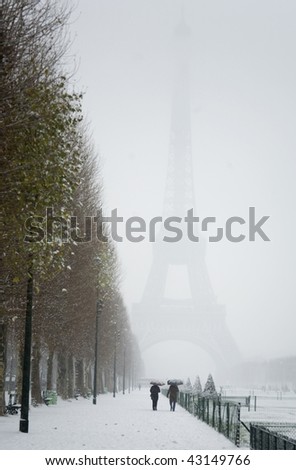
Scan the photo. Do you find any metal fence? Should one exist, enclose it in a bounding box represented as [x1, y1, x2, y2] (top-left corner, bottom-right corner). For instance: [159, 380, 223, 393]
[221, 395, 251, 410]
[176, 391, 241, 447]
[164, 389, 296, 449]
[250, 422, 296, 450]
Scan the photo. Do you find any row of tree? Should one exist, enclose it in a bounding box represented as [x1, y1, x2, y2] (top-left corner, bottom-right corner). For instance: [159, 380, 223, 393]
[0, 0, 143, 415]
[184, 374, 218, 397]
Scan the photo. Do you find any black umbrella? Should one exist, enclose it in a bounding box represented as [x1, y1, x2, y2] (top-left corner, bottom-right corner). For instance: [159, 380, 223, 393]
[167, 379, 183, 385]
[150, 381, 165, 386]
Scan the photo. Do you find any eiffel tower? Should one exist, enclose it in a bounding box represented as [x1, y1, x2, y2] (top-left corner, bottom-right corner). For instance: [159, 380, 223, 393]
[132, 19, 241, 372]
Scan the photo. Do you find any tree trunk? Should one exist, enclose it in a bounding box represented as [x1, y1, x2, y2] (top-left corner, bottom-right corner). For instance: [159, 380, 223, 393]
[31, 339, 42, 405]
[105, 367, 113, 393]
[47, 349, 54, 390]
[16, 340, 23, 403]
[0, 322, 7, 416]
[67, 354, 74, 398]
[75, 359, 84, 395]
[6, 324, 16, 394]
[57, 352, 67, 399]
[86, 362, 92, 393]
[98, 367, 104, 394]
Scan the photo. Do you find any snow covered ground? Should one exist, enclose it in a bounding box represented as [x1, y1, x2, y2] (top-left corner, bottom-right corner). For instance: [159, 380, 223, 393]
[0, 389, 236, 450]
[222, 388, 296, 424]
[239, 393, 296, 448]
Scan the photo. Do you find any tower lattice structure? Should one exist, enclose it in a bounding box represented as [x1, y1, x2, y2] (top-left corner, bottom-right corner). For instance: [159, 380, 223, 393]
[132, 19, 241, 371]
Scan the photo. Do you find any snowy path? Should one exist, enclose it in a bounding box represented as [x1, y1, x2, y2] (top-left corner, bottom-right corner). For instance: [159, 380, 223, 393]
[0, 390, 236, 450]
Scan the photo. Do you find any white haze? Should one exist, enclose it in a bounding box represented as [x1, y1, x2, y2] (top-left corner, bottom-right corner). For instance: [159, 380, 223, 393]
[68, 0, 296, 380]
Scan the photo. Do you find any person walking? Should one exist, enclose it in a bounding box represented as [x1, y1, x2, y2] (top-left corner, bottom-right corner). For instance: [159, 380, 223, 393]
[150, 384, 160, 410]
[167, 383, 179, 411]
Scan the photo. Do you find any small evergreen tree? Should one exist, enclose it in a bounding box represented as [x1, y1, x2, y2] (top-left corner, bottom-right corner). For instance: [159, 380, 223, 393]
[185, 377, 192, 393]
[203, 373, 218, 397]
[192, 375, 202, 395]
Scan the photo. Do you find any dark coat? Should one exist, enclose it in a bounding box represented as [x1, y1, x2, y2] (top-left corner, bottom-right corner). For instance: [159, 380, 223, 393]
[150, 384, 160, 399]
[167, 384, 179, 400]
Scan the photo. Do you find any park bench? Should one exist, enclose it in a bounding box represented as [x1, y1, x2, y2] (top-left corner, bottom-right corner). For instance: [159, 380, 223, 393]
[5, 393, 21, 415]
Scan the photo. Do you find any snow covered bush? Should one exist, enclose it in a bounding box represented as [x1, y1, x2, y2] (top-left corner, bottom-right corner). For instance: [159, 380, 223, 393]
[184, 377, 193, 393]
[203, 374, 218, 397]
[192, 375, 202, 395]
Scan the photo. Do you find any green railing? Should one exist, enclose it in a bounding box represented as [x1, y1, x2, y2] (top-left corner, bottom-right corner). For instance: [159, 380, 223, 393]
[250, 422, 296, 450]
[164, 390, 241, 447]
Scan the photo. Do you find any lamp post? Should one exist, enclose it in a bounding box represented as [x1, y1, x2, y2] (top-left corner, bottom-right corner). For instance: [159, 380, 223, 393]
[113, 325, 117, 398]
[128, 361, 131, 394]
[122, 348, 126, 395]
[93, 299, 102, 405]
[19, 261, 33, 433]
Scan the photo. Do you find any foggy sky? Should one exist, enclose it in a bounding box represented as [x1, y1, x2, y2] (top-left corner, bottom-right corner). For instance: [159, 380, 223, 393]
[68, 0, 296, 381]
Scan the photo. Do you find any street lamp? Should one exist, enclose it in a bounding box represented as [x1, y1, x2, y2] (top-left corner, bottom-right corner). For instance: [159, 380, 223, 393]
[19, 260, 33, 433]
[122, 348, 126, 395]
[93, 299, 102, 405]
[113, 324, 117, 398]
[19, 113, 40, 433]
